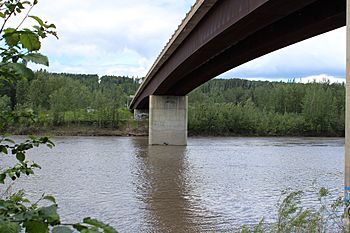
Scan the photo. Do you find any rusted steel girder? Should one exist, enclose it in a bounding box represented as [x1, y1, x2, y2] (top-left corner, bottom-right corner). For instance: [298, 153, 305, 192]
[130, 0, 346, 109]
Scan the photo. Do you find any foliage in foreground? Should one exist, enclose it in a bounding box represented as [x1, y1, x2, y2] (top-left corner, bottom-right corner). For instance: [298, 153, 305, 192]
[0, 0, 118, 232]
[238, 188, 347, 233]
[0, 137, 118, 233]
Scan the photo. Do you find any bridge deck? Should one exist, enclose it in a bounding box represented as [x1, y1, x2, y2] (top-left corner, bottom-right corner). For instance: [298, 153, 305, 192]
[130, 0, 345, 109]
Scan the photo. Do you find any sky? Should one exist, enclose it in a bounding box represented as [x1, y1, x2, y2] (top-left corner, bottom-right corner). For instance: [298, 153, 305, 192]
[24, 0, 346, 82]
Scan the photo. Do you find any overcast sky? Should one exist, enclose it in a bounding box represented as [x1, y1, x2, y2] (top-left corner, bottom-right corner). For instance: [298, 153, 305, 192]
[28, 0, 346, 82]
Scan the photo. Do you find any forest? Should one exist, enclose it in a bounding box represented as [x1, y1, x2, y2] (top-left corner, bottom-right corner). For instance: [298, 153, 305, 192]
[188, 78, 345, 136]
[0, 71, 346, 137]
[0, 70, 140, 134]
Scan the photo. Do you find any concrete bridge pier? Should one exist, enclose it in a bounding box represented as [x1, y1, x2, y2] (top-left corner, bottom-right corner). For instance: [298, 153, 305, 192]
[149, 95, 188, 146]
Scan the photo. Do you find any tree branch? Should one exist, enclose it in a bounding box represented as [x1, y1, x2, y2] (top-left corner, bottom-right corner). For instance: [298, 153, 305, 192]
[0, 7, 16, 35]
[15, 2, 35, 31]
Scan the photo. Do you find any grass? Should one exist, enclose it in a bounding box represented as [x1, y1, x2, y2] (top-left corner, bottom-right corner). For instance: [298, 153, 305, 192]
[237, 188, 347, 233]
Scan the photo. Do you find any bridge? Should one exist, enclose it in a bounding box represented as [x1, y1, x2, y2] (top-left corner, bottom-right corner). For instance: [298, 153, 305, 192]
[129, 0, 346, 146]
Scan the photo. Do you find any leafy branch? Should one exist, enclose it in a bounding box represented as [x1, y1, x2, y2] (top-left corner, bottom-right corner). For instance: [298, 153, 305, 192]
[240, 188, 348, 233]
[0, 0, 118, 232]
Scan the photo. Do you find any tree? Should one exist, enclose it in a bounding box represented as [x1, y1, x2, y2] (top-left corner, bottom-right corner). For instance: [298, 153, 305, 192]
[0, 0, 57, 109]
[50, 78, 91, 123]
[0, 1, 118, 232]
[302, 84, 335, 133]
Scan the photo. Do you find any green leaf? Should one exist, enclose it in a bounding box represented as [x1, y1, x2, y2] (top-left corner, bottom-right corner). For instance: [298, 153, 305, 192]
[0, 145, 8, 154]
[29, 15, 44, 27]
[0, 173, 6, 184]
[23, 53, 49, 66]
[43, 195, 56, 203]
[0, 221, 21, 233]
[38, 205, 60, 224]
[72, 223, 88, 231]
[40, 137, 49, 143]
[16, 152, 25, 162]
[5, 63, 34, 79]
[83, 218, 118, 233]
[47, 23, 57, 29]
[4, 138, 15, 143]
[24, 221, 49, 233]
[31, 163, 42, 169]
[4, 28, 20, 47]
[52, 226, 73, 233]
[319, 187, 330, 197]
[29, 16, 56, 30]
[20, 32, 41, 51]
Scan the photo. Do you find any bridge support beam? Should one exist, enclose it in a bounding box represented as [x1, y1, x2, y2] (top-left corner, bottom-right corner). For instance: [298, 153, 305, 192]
[149, 95, 188, 145]
[346, 0, 350, 224]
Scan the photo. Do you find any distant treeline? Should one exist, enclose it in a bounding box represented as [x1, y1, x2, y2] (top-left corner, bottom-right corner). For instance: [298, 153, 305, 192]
[0, 71, 346, 136]
[0, 70, 140, 130]
[188, 79, 345, 136]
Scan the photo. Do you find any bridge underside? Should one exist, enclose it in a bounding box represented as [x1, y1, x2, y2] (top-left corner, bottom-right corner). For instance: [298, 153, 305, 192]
[132, 0, 345, 110]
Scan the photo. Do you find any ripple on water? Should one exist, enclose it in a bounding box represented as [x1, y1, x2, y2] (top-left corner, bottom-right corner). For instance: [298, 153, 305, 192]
[5, 136, 345, 232]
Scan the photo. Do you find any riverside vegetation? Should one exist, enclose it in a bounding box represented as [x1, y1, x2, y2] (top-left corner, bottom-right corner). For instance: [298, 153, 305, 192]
[0, 72, 345, 137]
[239, 188, 347, 233]
[0, 0, 117, 232]
[0, 0, 348, 232]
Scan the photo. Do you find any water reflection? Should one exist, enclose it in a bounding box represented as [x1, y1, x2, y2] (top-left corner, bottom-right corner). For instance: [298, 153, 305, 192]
[132, 138, 202, 232]
[8, 136, 344, 232]
[130, 137, 344, 232]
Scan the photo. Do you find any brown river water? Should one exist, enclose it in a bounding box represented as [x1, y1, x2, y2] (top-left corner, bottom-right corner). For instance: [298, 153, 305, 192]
[7, 136, 344, 232]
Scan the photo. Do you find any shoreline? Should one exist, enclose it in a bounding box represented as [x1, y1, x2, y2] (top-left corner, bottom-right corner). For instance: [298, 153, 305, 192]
[2, 125, 344, 138]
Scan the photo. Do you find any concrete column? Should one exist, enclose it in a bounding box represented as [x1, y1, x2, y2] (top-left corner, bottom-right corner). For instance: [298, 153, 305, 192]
[346, 0, 350, 222]
[149, 95, 188, 145]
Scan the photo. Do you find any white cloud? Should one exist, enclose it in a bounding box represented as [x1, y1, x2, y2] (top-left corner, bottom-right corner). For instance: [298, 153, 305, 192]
[29, 0, 195, 76]
[299, 74, 345, 84]
[26, 1, 346, 80]
[222, 27, 345, 79]
[225, 74, 345, 84]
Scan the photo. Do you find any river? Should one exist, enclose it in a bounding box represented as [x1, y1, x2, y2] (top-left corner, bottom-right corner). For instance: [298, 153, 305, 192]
[8, 136, 344, 232]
